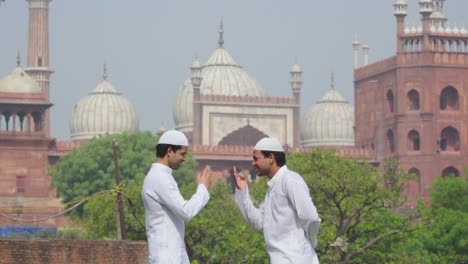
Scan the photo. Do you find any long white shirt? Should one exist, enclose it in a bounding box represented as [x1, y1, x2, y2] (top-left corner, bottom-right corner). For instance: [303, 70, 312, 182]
[142, 163, 210, 264]
[235, 165, 321, 264]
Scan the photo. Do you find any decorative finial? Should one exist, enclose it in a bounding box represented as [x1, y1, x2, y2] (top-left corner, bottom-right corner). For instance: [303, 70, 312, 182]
[103, 63, 108, 80]
[17, 49, 21, 67]
[330, 70, 336, 90]
[218, 18, 224, 48]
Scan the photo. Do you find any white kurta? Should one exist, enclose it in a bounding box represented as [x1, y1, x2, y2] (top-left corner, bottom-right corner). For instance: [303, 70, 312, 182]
[142, 163, 210, 264]
[235, 165, 321, 264]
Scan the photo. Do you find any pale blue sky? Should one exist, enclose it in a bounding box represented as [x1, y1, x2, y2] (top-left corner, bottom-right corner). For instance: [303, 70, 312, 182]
[1, 1, 467, 140]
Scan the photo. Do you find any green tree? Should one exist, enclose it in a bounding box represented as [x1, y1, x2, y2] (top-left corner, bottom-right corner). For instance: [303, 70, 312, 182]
[50, 131, 157, 218]
[418, 176, 468, 263]
[287, 149, 417, 264]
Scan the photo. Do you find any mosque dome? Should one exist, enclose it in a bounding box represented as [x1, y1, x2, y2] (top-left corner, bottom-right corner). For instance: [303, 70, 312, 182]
[69, 66, 139, 141]
[173, 24, 266, 132]
[0, 66, 41, 93]
[301, 73, 354, 147]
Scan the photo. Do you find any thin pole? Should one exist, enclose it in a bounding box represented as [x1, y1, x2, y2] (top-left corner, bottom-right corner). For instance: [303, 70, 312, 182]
[112, 138, 126, 240]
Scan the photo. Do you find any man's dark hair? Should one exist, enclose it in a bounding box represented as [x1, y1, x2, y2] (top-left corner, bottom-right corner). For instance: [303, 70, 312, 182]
[261, 151, 286, 167]
[156, 144, 183, 158]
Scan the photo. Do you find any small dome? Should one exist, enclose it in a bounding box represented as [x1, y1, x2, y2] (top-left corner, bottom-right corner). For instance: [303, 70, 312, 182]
[301, 74, 354, 147]
[191, 57, 201, 68]
[173, 47, 266, 132]
[70, 73, 139, 141]
[0, 67, 41, 93]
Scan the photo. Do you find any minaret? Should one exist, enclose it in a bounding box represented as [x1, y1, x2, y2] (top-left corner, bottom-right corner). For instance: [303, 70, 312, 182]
[191, 56, 203, 145]
[352, 35, 360, 68]
[393, 0, 408, 53]
[430, 0, 447, 29]
[419, 0, 434, 52]
[290, 63, 302, 147]
[362, 42, 369, 66]
[25, 0, 54, 136]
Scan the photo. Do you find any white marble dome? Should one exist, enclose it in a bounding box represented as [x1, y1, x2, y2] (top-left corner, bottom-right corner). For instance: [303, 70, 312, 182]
[301, 74, 354, 147]
[0, 66, 41, 94]
[173, 38, 266, 132]
[70, 70, 139, 141]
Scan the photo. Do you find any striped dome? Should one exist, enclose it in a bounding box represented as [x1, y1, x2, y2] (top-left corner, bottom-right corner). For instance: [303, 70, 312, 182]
[0, 67, 41, 93]
[173, 47, 266, 132]
[70, 72, 139, 141]
[301, 74, 354, 147]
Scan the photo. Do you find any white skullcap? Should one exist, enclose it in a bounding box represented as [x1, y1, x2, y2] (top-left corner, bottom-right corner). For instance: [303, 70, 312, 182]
[254, 137, 284, 152]
[158, 130, 188, 146]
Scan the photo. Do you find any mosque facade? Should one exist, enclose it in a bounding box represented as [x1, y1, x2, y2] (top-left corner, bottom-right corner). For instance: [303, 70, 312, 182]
[1, 0, 466, 226]
[354, 0, 468, 201]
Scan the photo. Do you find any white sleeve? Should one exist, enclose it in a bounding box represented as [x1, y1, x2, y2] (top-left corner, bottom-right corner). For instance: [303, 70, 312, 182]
[234, 185, 264, 231]
[286, 178, 321, 247]
[157, 178, 210, 222]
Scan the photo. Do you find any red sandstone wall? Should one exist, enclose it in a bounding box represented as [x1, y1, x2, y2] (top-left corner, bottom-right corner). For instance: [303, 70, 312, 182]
[0, 239, 148, 264]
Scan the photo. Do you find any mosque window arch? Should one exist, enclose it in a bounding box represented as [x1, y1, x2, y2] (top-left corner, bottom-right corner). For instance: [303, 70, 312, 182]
[407, 89, 420, 110]
[2, 111, 12, 131]
[408, 130, 420, 151]
[441, 166, 459, 177]
[440, 86, 459, 111]
[386, 90, 394, 113]
[17, 111, 26, 132]
[32, 111, 43, 132]
[439, 126, 460, 152]
[386, 129, 395, 154]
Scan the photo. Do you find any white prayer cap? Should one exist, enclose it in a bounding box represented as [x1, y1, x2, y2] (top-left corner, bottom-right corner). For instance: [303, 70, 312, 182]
[254, 137, 284, 152]
[158, 130, 188, 146]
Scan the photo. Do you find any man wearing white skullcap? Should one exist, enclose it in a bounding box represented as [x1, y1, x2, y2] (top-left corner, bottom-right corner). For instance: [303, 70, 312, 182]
[233, 137, 321, 264]
[142, 130, 211, 264]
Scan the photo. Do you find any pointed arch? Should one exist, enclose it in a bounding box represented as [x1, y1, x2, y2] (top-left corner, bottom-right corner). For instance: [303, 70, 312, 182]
[386, 129, 395, 154]
[32, 111, 43, 132]
[218, 124, 268, 146]
[407, 89, 420, 110]
[439, 126, 460, 151]
[440, 86, 459, 111]
[407, 130, 420, 151]
[2, 111, 12, 131]
[386, 90, 394, 113]
[441, 166, 459, 177]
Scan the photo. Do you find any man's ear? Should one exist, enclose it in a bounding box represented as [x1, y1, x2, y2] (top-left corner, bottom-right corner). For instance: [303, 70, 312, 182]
[167, 147, 174, 156]
[268, 153, 275, 163]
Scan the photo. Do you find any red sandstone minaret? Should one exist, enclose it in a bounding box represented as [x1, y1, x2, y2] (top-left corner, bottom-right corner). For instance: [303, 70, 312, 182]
[25, 0, 54, 137]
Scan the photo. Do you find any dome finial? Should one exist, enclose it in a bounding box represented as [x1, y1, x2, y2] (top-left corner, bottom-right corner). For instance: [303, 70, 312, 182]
[330, 70, 336, 90]
[218, 18, 224, 48]
[103, 63, 108, 80]
[17, 49, 21, 67]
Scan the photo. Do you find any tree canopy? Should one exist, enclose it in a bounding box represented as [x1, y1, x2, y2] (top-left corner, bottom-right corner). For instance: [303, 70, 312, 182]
[51, 137, 465, 263]
[286, 149, 416, 263]
[50, 131, 157, 218]
[417, 176, 468, 263]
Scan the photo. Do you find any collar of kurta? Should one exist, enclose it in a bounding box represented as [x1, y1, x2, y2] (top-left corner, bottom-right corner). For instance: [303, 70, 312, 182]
[153, 162, 173, 174]
[267, 165, 287, 188]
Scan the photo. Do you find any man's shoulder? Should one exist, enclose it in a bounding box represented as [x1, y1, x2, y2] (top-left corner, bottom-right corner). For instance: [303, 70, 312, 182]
[283, 168, 307, 185]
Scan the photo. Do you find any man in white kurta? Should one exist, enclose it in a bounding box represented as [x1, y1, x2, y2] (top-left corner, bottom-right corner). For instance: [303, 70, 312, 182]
[234, 137, 321, 264]
[142, 130, 211, 264]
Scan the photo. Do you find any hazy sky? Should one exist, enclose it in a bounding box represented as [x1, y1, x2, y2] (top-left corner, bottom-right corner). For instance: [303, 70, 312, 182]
[1, 1, 467, 140]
